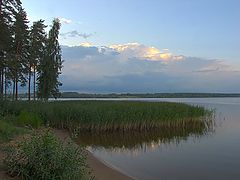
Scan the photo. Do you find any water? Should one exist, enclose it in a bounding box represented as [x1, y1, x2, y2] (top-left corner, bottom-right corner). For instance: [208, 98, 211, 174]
[76, 98, 240, 180]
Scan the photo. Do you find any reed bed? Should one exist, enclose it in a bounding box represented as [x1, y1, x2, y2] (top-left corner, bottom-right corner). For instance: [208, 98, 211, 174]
[0, 100, 210, 132]
[76, 123, 209, 150]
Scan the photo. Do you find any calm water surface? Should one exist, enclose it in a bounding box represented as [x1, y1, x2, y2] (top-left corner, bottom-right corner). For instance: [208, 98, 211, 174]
[76, 98, 240, 180]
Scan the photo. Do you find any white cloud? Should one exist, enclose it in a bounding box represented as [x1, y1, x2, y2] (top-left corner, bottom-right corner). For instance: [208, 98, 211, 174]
[60, 31, 93, 39]
[109, 43, 184, 62]
[79, 42, 93, 47]
[60, 43, 240, 93]
[58, 17, 72, 24]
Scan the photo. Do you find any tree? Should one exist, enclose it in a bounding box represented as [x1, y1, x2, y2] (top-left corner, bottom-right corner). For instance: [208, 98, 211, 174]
[0, 0, 21, 99]
[28, 20, 46, 101]
[10, 7, 29, 100]
[37, 18, 63, 101]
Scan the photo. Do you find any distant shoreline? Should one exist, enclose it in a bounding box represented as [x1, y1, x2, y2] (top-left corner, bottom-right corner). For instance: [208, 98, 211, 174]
[16, 92, 240, 99]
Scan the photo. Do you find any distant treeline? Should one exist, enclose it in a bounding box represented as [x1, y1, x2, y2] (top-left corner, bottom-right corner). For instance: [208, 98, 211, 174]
[56, 92, 240, 98]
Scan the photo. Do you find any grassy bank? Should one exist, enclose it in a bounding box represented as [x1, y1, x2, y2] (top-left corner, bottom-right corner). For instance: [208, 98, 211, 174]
[0, 114, 91, 179]
[0, 100, 211, 179]
[0, 100, 210, 132]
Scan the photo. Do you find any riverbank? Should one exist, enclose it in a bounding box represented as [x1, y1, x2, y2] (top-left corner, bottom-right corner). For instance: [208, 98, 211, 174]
[0, 128, 132, 180]
[53, 129, 133, 180]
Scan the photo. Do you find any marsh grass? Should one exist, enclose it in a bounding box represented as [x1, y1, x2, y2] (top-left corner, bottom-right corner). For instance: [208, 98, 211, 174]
[77, 114, 215, 150]
[0, 100, 211, 132]
[0, 118, 27, 143]
[17, 111, 43, 128]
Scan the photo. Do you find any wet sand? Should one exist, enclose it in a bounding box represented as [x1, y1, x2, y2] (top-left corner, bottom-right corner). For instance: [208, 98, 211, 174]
[53, 129, 133, 180]
[86, 151, 133, 180]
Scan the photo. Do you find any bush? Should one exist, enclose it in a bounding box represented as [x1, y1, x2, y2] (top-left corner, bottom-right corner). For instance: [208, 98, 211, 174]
[4, 131, 89, 180]
[0, 119, 26, 143]
[17, 111, 43, 128]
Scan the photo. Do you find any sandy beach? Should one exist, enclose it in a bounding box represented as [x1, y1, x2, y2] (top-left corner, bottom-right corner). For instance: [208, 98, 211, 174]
[53, 129, 133, 180]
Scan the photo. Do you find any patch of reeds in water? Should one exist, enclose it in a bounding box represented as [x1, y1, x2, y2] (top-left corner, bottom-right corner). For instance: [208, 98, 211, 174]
[76, 114, 215, 150]
[0, 100, 212, 132]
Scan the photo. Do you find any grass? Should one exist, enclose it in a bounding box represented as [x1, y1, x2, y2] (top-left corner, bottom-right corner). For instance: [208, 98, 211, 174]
[0, 117, 27, 143]
[0, 100, 93, 180]
[0, 100, 210, 132]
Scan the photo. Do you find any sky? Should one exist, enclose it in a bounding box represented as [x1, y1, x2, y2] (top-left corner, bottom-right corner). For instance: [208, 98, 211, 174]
[22, 0, 240, 93]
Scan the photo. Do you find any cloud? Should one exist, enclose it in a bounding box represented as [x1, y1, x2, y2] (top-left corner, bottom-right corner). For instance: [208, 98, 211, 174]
[59, 43, 240, 93]
[193, 61, 240, 73]
[109, 43, 184, 61]
[60, 31, 93, 39]
[58, 17, 72, 24]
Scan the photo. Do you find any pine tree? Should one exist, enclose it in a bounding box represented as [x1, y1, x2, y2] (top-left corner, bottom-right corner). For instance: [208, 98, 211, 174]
[0, 0, 21, 99]
[28, 20, 46, 101]
[37, 18, 63, 101]
[10, 7, 29, 100]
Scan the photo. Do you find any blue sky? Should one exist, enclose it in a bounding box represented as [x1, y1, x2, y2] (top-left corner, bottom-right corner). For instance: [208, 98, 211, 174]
[23, 0, 240, 61]
[22, 0, 240, 93]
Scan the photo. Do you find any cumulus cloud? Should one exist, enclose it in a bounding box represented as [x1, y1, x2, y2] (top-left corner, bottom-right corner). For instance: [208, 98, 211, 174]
[109, 43, 185, 61]
[58, 17, 72, 24]
[60, 43, 240, 93]
[60, 31, 93, 39]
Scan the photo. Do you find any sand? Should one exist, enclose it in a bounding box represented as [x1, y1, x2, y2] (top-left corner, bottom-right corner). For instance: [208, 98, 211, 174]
[54, 129, 134, 180]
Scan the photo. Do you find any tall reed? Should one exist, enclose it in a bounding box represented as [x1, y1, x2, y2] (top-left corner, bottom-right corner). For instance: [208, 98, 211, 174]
[0, 100, 211, 132]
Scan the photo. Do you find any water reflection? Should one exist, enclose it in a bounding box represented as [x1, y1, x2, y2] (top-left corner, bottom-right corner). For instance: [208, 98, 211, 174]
[76, 115, 215, 154]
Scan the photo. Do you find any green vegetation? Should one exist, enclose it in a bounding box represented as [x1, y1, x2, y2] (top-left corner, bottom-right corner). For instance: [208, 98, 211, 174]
[17, 111, 43, 128]
[0, 100, 92, 180]
[0, 0, 63, 101]
[0, 117, 26, 143]
[0, 99, 211, 179]
[4, 131, 89, 180]
[1, 100, 210, 132]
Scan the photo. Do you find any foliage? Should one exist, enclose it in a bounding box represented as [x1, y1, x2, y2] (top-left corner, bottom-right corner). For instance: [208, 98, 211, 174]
[7, 7, 29, 101]
[37, 18, 63, 101]
[27, 19, 47, 100]
[0, 118, 26, 143]
[4, 131, 89, 180]
[17, 110, 43, 128]
[0, 0, 63, 101]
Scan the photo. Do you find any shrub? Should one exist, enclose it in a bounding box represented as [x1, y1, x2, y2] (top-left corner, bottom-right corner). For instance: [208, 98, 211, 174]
[17, 111, 43, 128]
[0, 119, 26, 143]
[4, 131, 89, 180]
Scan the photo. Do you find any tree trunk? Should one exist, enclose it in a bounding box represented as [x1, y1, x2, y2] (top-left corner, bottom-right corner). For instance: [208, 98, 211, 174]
[0, 0, 2, 14]
[15, 80, 18, 101]
[15, 76, 18, 101]
[33, 66, 36, 100]
[28, 69, 31, 101]
[4, 69, 7, 100]
[0, 69, 2, 100]
[1, 68, 4, 100]
[12, 80, 15, 100]
[1, 69, 3, 94]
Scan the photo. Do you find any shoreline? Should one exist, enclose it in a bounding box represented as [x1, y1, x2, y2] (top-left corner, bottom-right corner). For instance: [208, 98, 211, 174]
[0, 129, 133, 180]
[53, 129, 133, 180]
[86, 150, 134, 180]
